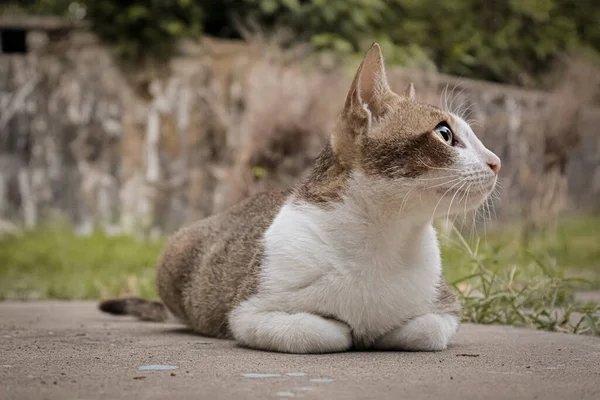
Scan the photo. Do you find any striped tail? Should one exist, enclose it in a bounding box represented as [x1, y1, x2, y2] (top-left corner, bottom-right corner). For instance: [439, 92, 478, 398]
[98, 297, 168, 322]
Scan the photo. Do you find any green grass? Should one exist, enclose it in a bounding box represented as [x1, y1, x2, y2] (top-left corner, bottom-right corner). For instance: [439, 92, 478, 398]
[440, 215, 600, 335]
[0, 216, 598, 334]
[0, 225, 162, 301]
[441, 215, 600, 288]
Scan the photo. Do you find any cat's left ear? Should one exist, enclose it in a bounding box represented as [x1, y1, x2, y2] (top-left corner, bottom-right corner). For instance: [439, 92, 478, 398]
[404, 82, 416, 100]
[333, 43, 392, 162]
[343, 43, 392, 123]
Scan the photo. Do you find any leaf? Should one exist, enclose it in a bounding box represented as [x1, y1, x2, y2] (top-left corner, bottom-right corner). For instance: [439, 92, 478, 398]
[281, 0, 301, 11]
[450, 273, 482, 286]
[162, 21, 184, 35]
[584, 314, 599, 336]
[127, 5, 149, 21]
[525, 250, 553, 277]
[260, 0, 279, 14]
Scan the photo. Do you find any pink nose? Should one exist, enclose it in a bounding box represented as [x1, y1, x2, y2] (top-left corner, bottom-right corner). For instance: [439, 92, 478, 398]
[488, 161, 501, 175]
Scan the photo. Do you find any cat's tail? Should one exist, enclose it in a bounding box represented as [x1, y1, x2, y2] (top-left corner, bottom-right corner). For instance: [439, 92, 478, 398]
[98, 298, 169, 322]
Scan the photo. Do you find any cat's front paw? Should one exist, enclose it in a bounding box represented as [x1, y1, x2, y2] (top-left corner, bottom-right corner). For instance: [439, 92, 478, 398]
[229, 300, 353, 353]
[373, 313, 459, 351]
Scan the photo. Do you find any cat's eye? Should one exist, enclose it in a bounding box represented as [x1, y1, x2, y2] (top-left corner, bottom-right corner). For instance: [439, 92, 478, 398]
[434, 123, 453, 145]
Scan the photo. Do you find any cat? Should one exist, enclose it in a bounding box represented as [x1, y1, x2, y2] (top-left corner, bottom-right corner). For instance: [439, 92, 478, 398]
[99, 43, 501, 353]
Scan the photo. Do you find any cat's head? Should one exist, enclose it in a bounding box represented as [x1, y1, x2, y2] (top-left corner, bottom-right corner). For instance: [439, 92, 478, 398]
[331, 43, 500, 219]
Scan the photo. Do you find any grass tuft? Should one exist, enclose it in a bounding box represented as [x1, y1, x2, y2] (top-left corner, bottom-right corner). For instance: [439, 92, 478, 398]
[443, 225, 600, 335]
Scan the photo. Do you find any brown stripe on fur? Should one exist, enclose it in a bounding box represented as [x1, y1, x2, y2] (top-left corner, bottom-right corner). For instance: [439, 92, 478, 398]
[435, 280, 462, 318]
[293, 143, 351, 207]
[360, 130, 456, 179]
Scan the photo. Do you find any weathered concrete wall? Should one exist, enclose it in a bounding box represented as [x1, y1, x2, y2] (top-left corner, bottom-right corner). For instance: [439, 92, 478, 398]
[0, 31, 598, 236]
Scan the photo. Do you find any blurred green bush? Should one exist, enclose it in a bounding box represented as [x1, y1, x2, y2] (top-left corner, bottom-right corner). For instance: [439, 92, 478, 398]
[85, 1, 203, 60]
[6, 0, 600, 85]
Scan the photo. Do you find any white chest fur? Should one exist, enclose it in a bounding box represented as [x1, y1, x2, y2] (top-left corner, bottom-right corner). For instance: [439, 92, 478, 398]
[257, 198, 442, 343]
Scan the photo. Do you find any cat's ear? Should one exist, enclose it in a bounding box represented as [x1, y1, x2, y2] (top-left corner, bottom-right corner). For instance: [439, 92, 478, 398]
[404, 82, 416, 100]
[333, 43, 391, 162]
[343, 43, 392, 125]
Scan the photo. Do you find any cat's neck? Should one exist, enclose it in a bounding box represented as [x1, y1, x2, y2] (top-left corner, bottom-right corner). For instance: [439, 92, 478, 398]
[297, 145, 431, 222]
[336, 173, 434, 250]
[292, 140, 436, 252]
[293, 143, 350, 206]
[289, 166, 436, 272]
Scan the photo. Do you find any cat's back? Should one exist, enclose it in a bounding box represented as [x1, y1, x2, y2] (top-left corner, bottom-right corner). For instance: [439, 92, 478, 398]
[156, 190, 289, 336]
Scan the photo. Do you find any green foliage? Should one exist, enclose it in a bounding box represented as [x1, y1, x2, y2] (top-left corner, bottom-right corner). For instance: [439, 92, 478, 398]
[381, 0, 579, 84]
[3, 0, 76, 16]
[5, 1, 600, 86]
[86, 1, 203, 61]
[441, 215, 600, 288]
[6, 1, 203, 61]
[195, 0, 598, 85]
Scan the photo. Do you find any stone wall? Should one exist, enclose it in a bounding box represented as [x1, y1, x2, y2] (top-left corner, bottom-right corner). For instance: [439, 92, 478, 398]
[0, 31, 598, 236]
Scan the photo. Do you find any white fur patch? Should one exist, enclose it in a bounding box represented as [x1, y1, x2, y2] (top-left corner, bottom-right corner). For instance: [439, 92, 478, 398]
[229, 186, 448, 353]
[229, 300, 352, 353]
[373, 313, 459, 351]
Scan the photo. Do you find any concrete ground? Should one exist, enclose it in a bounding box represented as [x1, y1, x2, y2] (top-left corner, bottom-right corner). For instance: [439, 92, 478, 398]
[1, 302, 599, 400]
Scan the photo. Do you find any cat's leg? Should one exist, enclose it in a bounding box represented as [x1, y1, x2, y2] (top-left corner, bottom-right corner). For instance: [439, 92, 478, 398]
[373, 280, 461, 351]
[228, 298, 352, 354]
[372, 313, 459, 351]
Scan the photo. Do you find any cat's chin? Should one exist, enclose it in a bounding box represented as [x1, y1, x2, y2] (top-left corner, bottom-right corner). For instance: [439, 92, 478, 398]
[434, 179, 496, 198]
[465, 189, 495, 211]
[431, 197, 490, 219]
[430, 182, 495, 215]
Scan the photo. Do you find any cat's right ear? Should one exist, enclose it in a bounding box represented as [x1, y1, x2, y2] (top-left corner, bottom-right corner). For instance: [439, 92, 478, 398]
[404, 83, 416, 100]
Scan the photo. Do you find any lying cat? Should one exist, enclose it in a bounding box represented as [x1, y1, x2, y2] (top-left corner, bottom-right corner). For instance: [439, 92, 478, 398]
[100, 43, 501, 353]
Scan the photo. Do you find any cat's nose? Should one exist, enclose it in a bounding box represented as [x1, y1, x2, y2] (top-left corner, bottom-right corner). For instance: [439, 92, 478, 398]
[484, 150, 501, 175]
[488, 161, 501, 175]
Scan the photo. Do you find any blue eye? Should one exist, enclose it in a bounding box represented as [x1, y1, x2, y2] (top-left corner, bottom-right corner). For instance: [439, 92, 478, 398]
[435, 123, 453, 145]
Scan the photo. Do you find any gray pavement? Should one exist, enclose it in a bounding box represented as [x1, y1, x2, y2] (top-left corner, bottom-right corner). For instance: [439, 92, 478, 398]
[1, 301, 599, 400]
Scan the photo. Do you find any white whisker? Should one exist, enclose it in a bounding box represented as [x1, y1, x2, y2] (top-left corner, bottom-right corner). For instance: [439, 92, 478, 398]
[412, 175, 456, 182]
[461, 183, 474, 229]
[430, 178, 467, 220]
[426, 178, 463, 190]
[445, 181, 467, 227]
[461, 183, 473, 220]
[448, 81, 462, 114]
[399, 186, 416, 214]
[416, 156, 463, 172]
[441, 83, 450, 112]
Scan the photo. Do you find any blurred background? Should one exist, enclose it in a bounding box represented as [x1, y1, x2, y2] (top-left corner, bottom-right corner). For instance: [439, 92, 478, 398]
[0, 1, 599, 333]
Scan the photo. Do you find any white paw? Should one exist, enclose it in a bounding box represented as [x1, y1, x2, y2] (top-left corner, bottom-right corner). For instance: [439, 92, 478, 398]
[229, 300, 352, 354]
[374, 313, 459, 351]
